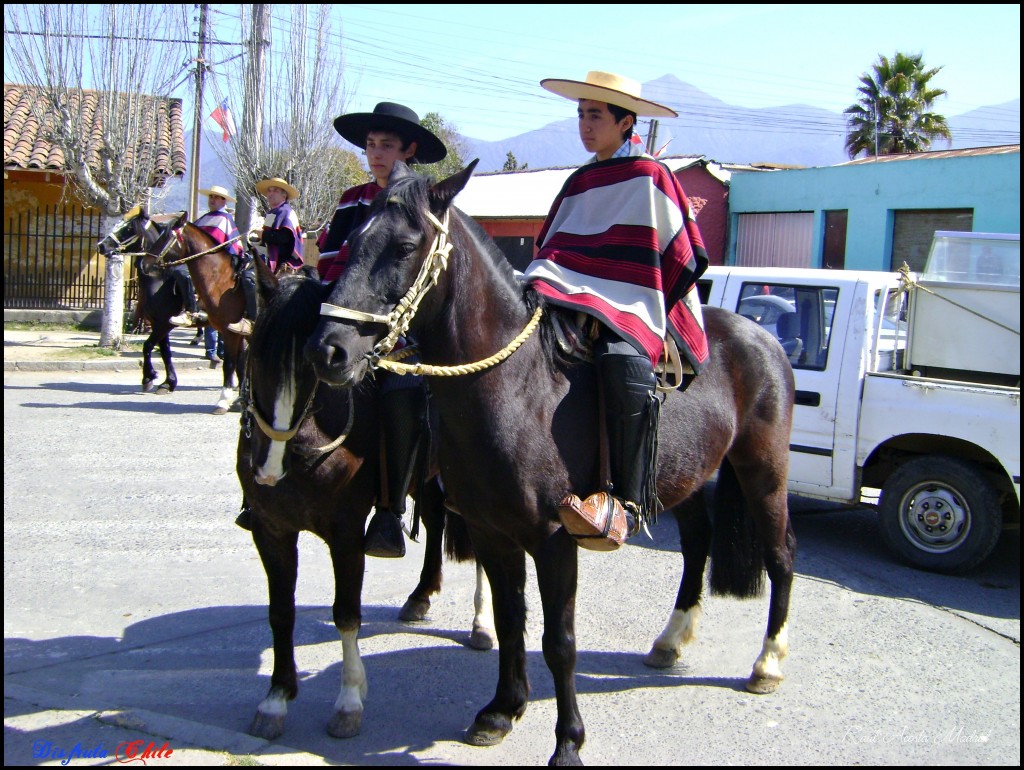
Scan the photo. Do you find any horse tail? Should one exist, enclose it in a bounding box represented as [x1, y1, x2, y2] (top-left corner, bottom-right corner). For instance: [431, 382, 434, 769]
[708, 458, 765, 598]
[444, 511, 476, 563]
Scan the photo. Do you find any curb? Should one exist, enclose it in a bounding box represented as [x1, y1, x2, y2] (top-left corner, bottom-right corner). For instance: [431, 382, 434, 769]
[4, 682, 329, 766]
[4, 359, 220, 373]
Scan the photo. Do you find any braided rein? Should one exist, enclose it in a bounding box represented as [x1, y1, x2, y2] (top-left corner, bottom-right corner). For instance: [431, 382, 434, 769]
[319, 209, 543, 377]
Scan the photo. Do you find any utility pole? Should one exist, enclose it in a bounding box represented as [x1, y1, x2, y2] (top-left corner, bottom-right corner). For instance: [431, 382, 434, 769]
[646, 119, 659, 156]
[874, 108, 880, 158]
[187, 3, 209, 219]
[236, 3, 270, 234]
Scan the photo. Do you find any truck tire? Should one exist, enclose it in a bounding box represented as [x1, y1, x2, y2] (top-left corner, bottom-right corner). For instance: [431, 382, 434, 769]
[879, 456, 1002, 574]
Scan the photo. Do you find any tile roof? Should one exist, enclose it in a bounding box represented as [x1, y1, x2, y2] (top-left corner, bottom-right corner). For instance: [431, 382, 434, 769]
[4, 82, 186, 184]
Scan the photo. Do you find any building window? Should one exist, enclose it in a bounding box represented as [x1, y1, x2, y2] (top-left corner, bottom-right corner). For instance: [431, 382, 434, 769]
[891, 209, 973, 272]
[735, 212, 813, 267]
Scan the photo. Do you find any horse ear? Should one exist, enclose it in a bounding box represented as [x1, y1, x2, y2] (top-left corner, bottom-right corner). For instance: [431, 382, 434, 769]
[253, 254, 278, 301]
[429, 158, 479, 212]
[388, 160, 416, 186]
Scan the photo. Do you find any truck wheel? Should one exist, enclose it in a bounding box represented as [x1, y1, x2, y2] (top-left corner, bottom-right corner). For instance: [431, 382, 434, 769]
[879, 456, 1002, 574]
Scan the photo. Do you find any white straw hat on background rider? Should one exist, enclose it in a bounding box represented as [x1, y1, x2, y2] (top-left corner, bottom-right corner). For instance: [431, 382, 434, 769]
[255, 177, 300, 201]
[198, 184, 236, 203]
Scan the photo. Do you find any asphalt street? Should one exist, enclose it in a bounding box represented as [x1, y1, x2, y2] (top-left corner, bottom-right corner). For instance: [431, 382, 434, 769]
[4, 360, 1020, 766]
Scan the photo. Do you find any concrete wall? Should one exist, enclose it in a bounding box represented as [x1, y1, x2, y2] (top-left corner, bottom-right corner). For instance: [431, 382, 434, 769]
[677, 166, 728, 265]
[726, 151, 1021, 270]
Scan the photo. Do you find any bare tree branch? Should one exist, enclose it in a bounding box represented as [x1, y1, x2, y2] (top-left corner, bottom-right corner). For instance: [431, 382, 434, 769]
[4, 4, 191, 347]
[210, 4, 360, 234]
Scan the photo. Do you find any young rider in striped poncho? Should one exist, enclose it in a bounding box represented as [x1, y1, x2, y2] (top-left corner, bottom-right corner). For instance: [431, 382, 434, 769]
[523, 71, 709, 550]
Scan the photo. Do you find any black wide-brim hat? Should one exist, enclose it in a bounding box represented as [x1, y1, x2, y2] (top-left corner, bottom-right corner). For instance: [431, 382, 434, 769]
[333, 102, 448, 165]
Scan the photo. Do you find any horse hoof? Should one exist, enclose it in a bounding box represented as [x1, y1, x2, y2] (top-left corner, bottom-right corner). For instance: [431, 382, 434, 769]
[248, 711, 285, 741]
[464, 716, 512, 747]
[643, 646, 679, 669]
[549, 748, 585, 766]
[469, 626, 495, 651]
[154, 384, 172, 395]
[229, 399, 244, 413]
[398, 598, 430, 622]
[327, 709, 362, 739]
[745, 674, 783, 694]
[212, 404, 229, 415]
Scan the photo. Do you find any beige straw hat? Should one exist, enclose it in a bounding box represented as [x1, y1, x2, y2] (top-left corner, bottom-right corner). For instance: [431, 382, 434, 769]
[198, 184, 236, 203]
[540, 71, 677, 118]
[255, 177, 300, 201]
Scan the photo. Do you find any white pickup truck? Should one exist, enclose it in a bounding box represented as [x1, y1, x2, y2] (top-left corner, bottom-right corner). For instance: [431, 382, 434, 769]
[698, 231, 1020, 574]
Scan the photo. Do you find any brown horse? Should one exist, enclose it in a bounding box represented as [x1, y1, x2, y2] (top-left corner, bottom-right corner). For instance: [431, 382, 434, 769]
[240, 260, 493, 740]
[98, 206, 247, 413]
[305, 161, 797, 766]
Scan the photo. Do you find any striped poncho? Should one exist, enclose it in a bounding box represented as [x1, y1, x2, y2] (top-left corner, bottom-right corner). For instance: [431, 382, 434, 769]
[194, 209, 243, 259]
[523, 151, 709, 372]
[316, 181, 382, 283]
[260, 202, 304, 273]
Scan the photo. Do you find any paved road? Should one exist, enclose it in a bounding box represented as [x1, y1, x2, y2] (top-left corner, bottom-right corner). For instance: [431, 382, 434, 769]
[4, 367, 1020, 766]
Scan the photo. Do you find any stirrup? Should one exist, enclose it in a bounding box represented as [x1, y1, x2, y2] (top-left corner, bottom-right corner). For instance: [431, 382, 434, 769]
[556, 492, 630, 552]
[364, 509, 406, 559]
[169, 311, 195, 327]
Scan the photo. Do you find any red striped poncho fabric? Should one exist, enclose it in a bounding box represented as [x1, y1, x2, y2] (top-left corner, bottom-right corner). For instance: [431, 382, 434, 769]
[194, 209, 244, 258]
[316, 182, 382, 283]
[261, 203, 304, 273]
[523, 155, 709, 372]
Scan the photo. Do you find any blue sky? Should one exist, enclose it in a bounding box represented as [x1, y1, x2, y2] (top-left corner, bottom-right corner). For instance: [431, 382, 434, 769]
[6, 4, 1020, 145]
[221, 3, 1019, 142]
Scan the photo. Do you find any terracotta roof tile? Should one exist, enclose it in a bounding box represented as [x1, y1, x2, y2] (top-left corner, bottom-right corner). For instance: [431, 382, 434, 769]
[4, 82, 186, 184]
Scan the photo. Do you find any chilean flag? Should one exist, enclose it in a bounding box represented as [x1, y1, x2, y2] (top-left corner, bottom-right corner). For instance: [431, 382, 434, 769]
[210, 99, 236, 143]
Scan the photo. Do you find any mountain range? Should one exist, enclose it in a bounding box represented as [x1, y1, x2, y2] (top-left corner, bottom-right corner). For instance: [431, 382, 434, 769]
[158, 74, 1020, 212]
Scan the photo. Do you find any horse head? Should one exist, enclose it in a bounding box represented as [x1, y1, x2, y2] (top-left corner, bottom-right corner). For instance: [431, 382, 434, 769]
[97, 204, 154, 256]
[306, 159, 479, 388]
[245, 265, 331, 485]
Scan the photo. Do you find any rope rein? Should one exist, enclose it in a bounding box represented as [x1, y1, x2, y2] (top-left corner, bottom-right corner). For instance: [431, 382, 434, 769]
[319, 207, 544, 377]
[160, 232, 245, 268]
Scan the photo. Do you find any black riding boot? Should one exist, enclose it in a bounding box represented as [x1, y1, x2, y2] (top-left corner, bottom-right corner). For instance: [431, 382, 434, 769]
[364, 385, 428, 558]
[599, 353, 660, 537]
[242, 270, 258, 321]
[173, 269, 199, 314]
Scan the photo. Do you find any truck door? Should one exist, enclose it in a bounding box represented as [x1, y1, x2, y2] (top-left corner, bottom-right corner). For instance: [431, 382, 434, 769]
[734, 279, 846, 491]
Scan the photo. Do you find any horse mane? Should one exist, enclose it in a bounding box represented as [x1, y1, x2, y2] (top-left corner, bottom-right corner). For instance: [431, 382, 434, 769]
[251, 271, 329, 372]
[380, 168, 574, 373]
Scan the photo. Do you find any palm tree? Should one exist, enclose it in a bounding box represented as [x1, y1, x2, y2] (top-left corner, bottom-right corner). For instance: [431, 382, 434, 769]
[844, 52, 952, 159]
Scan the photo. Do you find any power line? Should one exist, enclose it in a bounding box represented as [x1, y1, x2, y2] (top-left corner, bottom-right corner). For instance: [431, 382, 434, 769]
[5, 29, 239, 45]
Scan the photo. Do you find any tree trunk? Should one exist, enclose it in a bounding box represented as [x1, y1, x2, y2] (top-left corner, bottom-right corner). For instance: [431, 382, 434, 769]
[99, 215, 125, 348]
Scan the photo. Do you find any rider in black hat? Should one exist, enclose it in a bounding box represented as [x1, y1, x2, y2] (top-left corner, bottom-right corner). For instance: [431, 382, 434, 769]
[289, 102, 447, 560]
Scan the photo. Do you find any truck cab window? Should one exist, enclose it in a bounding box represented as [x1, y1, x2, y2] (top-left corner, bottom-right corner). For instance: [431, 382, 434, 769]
[737, 283, 836, 370]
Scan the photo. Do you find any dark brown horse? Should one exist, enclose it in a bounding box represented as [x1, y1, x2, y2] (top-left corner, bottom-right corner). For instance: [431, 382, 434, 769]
[305, 161, 797, 765]
[240, 260, 494, 740]
[98, 206, 247, 413]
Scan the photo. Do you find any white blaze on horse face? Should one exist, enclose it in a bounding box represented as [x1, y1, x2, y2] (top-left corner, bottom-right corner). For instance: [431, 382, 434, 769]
[255, 353, 300, 483]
